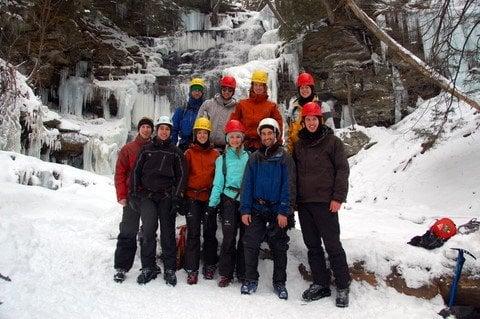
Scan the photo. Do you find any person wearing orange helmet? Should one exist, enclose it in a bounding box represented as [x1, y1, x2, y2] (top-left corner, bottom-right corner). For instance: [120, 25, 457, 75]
[229, 70, 283, 152]
[292, 102, 351, 307]
[207, 119, 250, 287]
[197, 75, 238, 150]
[287, 72, 335, 152]
[183, 117, 220, 285]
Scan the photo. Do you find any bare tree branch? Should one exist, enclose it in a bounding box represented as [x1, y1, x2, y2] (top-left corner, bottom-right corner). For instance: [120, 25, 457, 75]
[345, 0, 480, 111]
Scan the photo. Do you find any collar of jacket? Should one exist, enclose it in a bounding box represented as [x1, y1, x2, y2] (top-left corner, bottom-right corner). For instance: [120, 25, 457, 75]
[298, 125, 333, 146]
[248, 91, 268, 104]
[153, 137, 172, 148]
[226, 145, 248, 157]
[191, 141, 213, 151]
[135, 134, 150, 145]
[258, 142, 282, 159]
[188, 96, 204, 110]
[214, 93, 236, 108]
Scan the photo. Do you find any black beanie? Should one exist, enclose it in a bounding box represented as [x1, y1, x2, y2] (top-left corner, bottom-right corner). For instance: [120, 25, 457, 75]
[137, 117, 154, 131]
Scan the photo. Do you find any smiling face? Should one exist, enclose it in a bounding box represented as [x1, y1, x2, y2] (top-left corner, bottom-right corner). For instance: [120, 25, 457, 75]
[138, 124, 153, 139]
[260, 127, 276, 147]
[299, 85, 312, 98]
[221, 86, 234, 100]
[304, 115, 320, 133]
[227, 132, 243, 149]
[157, 124, 171, 140]
[252, 82, 266, 95]
[196, 129, 209, 144]
[190, 89, 203, 100]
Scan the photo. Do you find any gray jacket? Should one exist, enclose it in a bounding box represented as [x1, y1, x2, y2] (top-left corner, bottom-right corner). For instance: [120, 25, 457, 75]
[197, 94, 237, 147]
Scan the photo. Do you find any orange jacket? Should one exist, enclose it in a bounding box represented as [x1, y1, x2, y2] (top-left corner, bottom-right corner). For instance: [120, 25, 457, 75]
[184, 144, 220, 201]
[229, 92, 283, 150]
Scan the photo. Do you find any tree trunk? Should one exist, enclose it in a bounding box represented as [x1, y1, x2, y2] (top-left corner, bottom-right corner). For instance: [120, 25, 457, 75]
[345, 0, 480, 111]
[263, 0, 287, 28]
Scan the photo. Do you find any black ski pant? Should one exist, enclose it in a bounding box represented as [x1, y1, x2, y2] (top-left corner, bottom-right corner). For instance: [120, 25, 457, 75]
[139, 194, 176, 271]
[184, 199, 218, 272]
[218, 195, 245, 280]
[298, 202, 351, 289]
[114, 203, 140, 271]
[243, 212, 289, 285]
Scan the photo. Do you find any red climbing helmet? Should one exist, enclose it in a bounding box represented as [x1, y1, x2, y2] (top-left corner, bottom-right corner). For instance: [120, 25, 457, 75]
[430, 218, 457, 239]
[301, 101, 323, 117]
[220, 75, 237, 89]
[296, 72, 315, 87]
[224, 119, 245, 134]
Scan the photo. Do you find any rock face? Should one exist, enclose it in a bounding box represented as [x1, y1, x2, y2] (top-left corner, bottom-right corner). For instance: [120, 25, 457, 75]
[302, 25, 400, 127]
[338, 130, 371, 158]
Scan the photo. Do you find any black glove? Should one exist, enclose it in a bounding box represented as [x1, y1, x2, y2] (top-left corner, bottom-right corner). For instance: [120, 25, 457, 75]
[206, 206, 217, 217]
[128, 193, 140, 211]
[172, 196, 186, 216]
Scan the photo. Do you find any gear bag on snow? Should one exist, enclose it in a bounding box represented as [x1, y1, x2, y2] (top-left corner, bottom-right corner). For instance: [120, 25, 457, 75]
[408, 217, 457, 250]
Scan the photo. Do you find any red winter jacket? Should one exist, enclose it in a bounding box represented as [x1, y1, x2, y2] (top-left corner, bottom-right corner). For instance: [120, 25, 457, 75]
[184, 143, 219, 201]
[114, 135, 150, 202]
[229, 92, 283, 150]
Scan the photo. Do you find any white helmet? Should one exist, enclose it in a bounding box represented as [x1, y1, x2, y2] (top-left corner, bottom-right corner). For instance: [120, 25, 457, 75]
[257, 118, 280, 136]
[155, 115, 173, 128]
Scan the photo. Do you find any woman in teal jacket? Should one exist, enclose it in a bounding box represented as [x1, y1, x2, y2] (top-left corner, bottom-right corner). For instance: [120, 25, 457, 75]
[208, 119, 249, 287]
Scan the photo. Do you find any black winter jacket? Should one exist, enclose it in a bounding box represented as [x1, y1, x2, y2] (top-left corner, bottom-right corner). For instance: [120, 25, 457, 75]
[293, 126, 349, 203]
[132, 137, 187, 197]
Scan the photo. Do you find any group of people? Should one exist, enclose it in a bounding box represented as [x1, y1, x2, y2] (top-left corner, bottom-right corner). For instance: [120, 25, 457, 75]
[112, 70, 351, 307]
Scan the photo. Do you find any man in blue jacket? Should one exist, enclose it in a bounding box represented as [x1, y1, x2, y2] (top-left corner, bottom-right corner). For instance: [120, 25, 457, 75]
[239, 118, 296, 300]
[172, 78, 206, 151]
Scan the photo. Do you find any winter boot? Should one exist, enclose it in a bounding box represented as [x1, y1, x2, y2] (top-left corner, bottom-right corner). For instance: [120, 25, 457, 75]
[187, 271, 199, 285]
[218, 276, 232, 288]
[240, 280, 258, 295]
[137, 268, 157, 284]
[153, 264, 162, 275]
[203, 265, 216, 280]
[302, 284, 331, 302]
[113, 269, 127, 283]
[336, 288, 350, 308]
[273, 283, 288, 300]
[164, 269, 177, 286]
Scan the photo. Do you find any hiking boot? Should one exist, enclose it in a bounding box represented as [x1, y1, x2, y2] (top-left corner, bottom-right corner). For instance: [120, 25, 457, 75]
[273, 283, 288, 300]
[302, 284, 331, 301]
[336, 288, 350, 308]
[240, 280, 258, 295]
[218, 276, 232, 288]
[153, 264, 162, 275]
[164, 269, 177, 286]
[203, 265, 216, 280]
[187, 271, 198, 285]
[113, 269, 126, 283]
[137, 268, 157, 284]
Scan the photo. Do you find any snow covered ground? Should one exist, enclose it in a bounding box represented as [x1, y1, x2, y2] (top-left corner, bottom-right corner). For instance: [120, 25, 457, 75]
[1, 95, 479, 318]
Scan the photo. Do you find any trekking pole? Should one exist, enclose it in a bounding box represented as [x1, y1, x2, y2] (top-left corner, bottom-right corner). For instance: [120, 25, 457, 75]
[447, 248, 477, 307]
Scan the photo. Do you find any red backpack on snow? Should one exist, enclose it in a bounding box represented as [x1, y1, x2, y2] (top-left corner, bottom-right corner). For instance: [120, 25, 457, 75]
[431, 218, 457, 240]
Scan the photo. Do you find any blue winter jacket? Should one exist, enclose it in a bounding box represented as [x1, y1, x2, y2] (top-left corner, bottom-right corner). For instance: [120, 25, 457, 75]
[240, 144, 296, 216]
[208, 146, 249, 207]
[171, 97, 204, 147]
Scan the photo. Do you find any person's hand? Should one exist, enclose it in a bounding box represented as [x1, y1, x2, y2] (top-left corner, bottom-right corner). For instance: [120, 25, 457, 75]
[118, 199, 127, 206]
[206, 206, 217, 217]
[172, 196, 187, 216]
[330, 200, 342, 213]
[242, 214, 251, 226]
[277, 215, 288, 228]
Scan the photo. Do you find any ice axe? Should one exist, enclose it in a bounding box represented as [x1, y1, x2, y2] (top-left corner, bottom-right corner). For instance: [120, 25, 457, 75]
[439, 248, 478, 319]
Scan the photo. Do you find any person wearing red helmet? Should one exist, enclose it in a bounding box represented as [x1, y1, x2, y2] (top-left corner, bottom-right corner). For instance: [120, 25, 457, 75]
[292, 102, 351, 307]
[287, 72, 335, 152]
[207, 119, 250, 287]
[197, 75, 238, 151]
